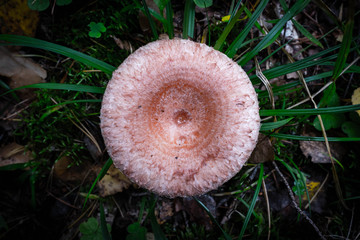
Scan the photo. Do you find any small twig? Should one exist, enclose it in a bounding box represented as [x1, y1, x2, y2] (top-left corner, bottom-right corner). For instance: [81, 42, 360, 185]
[47, 191, 80, 210]
[272, 161, 326, 240]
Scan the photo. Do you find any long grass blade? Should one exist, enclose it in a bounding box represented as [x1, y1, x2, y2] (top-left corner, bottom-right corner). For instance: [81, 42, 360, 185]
[331, 3, 354, 81]
[269, 133, 360, 142]
[225, 0, 269, 58]
[165, 1, 174, 38]
[260, 104, 360, 116]
[279, 0, 323, 48]
[238, 0, 311, 65]
[148, 196, 167, 240]
[214, 4, 245, 51]
[261, 118, 293, 131]
[194, 197, 232, 240]
[100, 201, 112, 240]
[0, 34, 115, 74]
[238, 163, 264, 239]
[1, 83, 105, 98]
[83, 158, 113, 209]
[183, 0, 195, 39]
[141, 0, 159, 39]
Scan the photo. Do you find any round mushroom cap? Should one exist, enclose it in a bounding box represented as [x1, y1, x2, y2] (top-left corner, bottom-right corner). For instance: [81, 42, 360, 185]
[100, 39, 260, 198]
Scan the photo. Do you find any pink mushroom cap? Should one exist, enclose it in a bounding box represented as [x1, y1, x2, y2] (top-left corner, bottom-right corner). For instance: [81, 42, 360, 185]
[100, 39, 260, 197]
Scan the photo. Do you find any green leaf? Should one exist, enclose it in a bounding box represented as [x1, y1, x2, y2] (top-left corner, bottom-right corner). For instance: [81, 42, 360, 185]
[56, 0, 72, 6]
[193, 0, 213, 8]
[0, 34, 115, 74]
[313, 114, 346, 131]
[27, 0, 50, 11]
[341, 121, 360, 137]
[79, 218, 99, 235]
[88, 22, 107, 38]
[260, 118, 293, 131]
[126, 222, 147, 240]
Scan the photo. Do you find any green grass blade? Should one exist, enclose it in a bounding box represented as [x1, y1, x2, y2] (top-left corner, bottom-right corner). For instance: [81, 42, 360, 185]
[0, 83, 105, 98]
[269, 133, 360, 142]
[313, 0, 343, 29]
[279, 0, 323, 48]
[213, 4, 245, 51]
[238, 0, 311, 65]
[331, 8, 354, 81]
[100, 201, 112, 240]
[44, 99, 102, 110]
[249, 44, 341, 84]
[141, 0, 159, 39]
[148, 196, 167, 240]
[166, 1, 174, 38]
[260, 104, 360, 116]
[238, 163, 264, 239]
[83, 158, 113, 209]
[260, 118, 293, 131]
[183, 0, 195, 39]
[0, 34, 115, 74]
[225, 0, 269, 58]
[292, 19, 324, 48]
[194, 197, 232, 240]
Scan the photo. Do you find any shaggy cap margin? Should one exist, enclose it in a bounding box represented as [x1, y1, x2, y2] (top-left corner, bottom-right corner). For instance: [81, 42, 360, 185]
[100, 39, 260, 198]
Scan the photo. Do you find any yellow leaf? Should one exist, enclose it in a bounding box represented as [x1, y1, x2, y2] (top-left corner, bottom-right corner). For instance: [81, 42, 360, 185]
[351, 87, 360, 116]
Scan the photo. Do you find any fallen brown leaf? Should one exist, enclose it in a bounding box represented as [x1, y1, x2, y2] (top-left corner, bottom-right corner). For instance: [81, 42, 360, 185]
[97, 165, 133, 197]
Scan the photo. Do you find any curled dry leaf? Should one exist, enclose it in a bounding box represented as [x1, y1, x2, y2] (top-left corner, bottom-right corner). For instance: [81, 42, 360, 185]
[97, 165, 133, 197]
[0, 142, 32, 167]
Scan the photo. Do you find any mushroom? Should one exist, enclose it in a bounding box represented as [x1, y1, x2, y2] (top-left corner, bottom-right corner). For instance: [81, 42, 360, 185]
[100, 39, 260, 197]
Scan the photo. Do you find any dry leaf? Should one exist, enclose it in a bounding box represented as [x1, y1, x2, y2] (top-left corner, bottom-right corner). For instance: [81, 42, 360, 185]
[0, 47, 46, 99]
[97, 165, 132, 197]
[54, 156, 91, 182]
[248, 133, 274, 163]
[0, 0, 39, 37]
[300, 129, 346, 164]
[0, 142, 32, 167]
[110, 35, 133, 53]
[351, 87, 360, 116]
